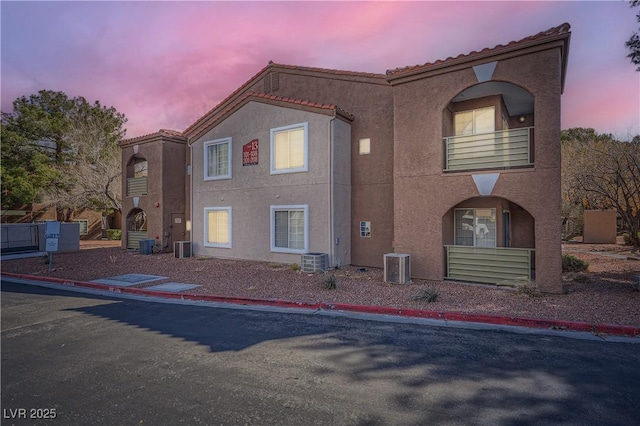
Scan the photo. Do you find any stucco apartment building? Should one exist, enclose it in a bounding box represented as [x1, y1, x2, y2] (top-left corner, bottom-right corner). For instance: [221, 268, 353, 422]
[120, 23, 571, 293]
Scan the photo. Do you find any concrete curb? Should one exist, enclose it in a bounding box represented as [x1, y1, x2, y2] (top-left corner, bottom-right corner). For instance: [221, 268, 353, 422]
[2, 272, 639, 337]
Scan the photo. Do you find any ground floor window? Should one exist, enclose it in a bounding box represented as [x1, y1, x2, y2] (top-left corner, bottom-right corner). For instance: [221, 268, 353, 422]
[204, 207, 231, 248]
[360, 221, 371, 237]
[271, 205, 308, 253]
[454, 208, 496, 247]
[73, 219, 89, 235]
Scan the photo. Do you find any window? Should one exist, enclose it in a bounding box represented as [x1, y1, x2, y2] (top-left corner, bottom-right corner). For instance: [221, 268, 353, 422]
[134, 159, 148, 177]
[204, 207, 231, 248]
[271, 205, 308, 253]
[359, 138, 371, 155]
[73, 219, 89, 235]
[454, 208, 496, 247]
[270, 123, 308, 174]
[454, 107, 495, 136]
[360, 221, 371, 237]
[204, 138, 231, 180]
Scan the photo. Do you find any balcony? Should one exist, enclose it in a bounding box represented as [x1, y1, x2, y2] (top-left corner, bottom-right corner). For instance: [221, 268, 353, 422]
[445, 245, 534, 284]
[444, 127, 533, 172]
[127, 176, 148, 196]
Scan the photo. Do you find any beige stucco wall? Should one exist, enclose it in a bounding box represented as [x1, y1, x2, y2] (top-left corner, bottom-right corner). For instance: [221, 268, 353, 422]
[583, 210, 617, 244]
[270, 72, 394, 267]
[191, 101, 351, 265]
[392, 47, 564, 293]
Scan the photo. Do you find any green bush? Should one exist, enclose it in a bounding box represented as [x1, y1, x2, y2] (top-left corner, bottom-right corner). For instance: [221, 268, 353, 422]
[562, 254, 589, 272]
[622, 232, 640, 246]
[106, 229, 122, 240]
[290, 262, 300, 271]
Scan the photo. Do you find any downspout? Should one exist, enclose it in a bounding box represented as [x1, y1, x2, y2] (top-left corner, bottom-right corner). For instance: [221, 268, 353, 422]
[189, 141, 194, 252]
[329, 116, 336, 268]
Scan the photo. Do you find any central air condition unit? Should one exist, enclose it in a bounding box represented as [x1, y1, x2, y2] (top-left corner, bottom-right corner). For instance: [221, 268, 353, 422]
[301, 253, 329, 273]
[384, 253, 411, 284]
[174, 241, 192, 258]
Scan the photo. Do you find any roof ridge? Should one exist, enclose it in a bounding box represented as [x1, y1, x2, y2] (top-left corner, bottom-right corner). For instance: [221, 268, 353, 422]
[120, 128, 185, 145]
[268, 62, 387, 79]
[386, 22, 571, 77]
[243, 91, 354, 120]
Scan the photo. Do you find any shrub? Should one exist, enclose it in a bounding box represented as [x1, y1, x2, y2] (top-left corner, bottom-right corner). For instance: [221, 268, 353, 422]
[324, 273, 338, 290]
[622, 231, 640, 246]
[562, 254, 589, 272]
[513, 280, 541, 297]
[106, 229, 122, 240]
[290, 263, 300, 272]
[412, 284, 439, 303]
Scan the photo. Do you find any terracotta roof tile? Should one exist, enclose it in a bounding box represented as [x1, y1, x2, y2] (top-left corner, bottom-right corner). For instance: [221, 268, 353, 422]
[386, 22, 571, 78]
[183, 61, 384, 138]
[120, 128, 185, 145]
[186, 91, 353, 142]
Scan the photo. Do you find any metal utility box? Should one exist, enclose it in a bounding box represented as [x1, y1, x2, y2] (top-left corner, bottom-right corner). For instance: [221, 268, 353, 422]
[139, 239, 155, 255]
[384, 253, 411, 284]
[174, 241, 192, 258]
[301, 253, 329, 273]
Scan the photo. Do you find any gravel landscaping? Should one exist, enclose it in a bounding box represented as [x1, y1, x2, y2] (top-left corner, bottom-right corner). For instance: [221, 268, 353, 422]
[2, 239, 639, 328]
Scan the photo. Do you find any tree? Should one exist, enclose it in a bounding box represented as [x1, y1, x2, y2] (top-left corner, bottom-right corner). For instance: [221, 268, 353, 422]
[627, 0, 640, 71]
[1, 90, 127, 220]
[0, 120, 64, 207]
[562, 128, 640, 247]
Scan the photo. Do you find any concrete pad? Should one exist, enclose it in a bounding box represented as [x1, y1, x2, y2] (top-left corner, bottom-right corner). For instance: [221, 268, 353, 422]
[91, 274, 168, 287]
[144, 283, 202, 293]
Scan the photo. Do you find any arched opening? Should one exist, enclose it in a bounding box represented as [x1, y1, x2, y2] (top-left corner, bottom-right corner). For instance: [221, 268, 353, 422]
[126, 155, 148, 196]
[126, 208, 148, 249]
[442, 196, 535, 284]
[442, 81, 535, 172]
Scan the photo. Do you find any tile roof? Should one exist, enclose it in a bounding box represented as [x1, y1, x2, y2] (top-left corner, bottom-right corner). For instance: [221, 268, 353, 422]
[187, 91, 353, 143]
[120, 128, 185, 146]
[386, 22, 571, 78]
[267, 61, 386, 79]
[183, 61, 382, 138]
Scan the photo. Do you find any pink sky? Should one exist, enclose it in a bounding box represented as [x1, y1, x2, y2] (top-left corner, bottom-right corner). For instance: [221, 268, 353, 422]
[1, 1, 638, 139]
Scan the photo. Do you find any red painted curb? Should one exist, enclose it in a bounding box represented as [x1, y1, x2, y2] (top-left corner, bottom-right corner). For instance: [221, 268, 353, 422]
[2, 272, 639, 337]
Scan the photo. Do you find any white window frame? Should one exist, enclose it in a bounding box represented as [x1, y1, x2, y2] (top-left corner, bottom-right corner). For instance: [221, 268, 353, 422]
[359, 138, 371, 155]
[270, 122, 308, 174]
[203, 206, 232, 248]
[73, 219, 89, 235]
[270, 205, 309, 254]
[360, 221, 371, 237]
[204, 137, 232, 181]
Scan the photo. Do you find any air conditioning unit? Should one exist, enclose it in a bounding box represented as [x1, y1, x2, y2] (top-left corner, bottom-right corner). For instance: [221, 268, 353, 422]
[174, 241, 192, 258]
[384, 253, 411, 284]
[301, 253, 329, 273]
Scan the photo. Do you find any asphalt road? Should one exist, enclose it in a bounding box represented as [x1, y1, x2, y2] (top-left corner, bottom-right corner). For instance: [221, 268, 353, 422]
[2, 279, 639, 425]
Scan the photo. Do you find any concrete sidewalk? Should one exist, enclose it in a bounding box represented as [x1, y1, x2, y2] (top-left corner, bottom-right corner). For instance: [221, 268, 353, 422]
[2, 271, 639, 341]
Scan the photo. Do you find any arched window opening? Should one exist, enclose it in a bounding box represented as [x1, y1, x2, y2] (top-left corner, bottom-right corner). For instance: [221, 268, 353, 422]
[443, 82, 535, 172]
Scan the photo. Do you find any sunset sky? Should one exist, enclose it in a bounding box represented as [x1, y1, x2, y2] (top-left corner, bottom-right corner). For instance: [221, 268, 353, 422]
[2, 1, 638, 139]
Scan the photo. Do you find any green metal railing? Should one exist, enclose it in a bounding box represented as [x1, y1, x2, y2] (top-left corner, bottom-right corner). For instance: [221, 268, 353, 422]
[127, 177, 148, 196]
[444, 127, 533, 171]
[127, 231, 148, 250]
[445, 245, 534, 284]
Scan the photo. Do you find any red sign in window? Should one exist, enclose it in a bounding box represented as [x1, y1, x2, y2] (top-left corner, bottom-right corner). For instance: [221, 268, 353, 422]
[242, 139, 259, 166]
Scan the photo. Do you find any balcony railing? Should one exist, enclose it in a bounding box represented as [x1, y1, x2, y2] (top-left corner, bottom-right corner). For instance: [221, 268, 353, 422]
[127, 231, 148, 250]
[445, 245, 534, 284]
[127, 176, 148, 196]
[444, 127, 533, 172]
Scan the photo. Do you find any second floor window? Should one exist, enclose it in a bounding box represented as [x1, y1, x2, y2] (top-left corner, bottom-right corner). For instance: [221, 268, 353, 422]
[271, 122, 308, 174]
[204, 138, 231, 180]
[455, 106, 495, 136]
